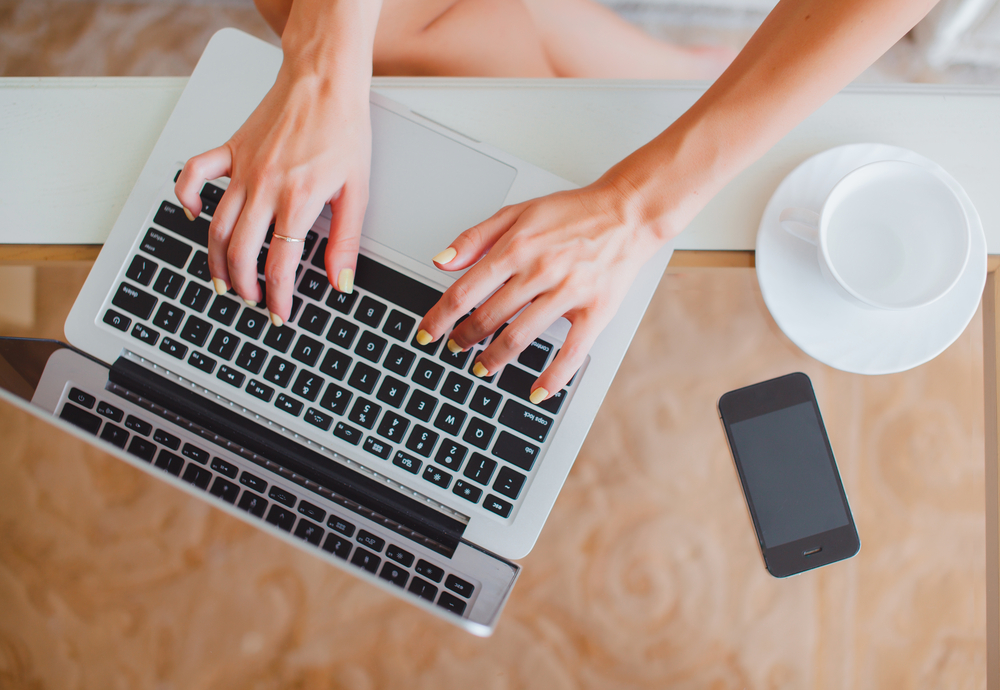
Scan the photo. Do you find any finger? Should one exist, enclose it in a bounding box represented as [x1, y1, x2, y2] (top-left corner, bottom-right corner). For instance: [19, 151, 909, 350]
[206, 182, 246, 296]
[416, 254, 513, 348]
[325, 179, 369, 294]
[226, 196, 273, 307]
[445, 274, 542, 353]
[527, 311, 604, 404]
[175, 147, 232, 219]
[431, 203, 524, 271]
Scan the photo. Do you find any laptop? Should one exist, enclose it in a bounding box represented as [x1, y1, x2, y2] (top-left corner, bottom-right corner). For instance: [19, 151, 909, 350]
[1, 28, 673, 635]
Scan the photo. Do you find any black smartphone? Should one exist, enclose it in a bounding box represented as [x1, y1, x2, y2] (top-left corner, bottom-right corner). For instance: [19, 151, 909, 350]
[718, 372, 859, 577]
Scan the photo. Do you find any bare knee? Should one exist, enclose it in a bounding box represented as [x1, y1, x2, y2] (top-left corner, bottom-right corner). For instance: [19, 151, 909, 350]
[253, 0, 293, 37]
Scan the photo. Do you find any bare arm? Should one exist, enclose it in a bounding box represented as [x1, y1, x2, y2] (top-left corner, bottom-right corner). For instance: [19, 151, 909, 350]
[420, 0, 941, 403]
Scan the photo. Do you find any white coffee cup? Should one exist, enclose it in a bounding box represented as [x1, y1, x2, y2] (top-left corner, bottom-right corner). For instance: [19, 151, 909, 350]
[779, 160, 971, 310]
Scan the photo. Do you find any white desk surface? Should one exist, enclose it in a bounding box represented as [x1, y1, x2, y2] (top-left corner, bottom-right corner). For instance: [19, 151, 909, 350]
[2, 76, 999, 251]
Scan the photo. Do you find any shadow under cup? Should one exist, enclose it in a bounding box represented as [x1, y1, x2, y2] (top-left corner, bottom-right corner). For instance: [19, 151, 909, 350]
[822, 161, 970, 310]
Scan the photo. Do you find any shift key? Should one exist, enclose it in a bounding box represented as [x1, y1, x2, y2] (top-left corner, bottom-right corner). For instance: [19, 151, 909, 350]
[154, 201, 210, 247]
[498, 399, 553, 444]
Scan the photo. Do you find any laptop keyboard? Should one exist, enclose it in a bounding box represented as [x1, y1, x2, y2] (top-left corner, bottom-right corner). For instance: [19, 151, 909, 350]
[98, 179, 577, 522]
[58, 384, 475, 617]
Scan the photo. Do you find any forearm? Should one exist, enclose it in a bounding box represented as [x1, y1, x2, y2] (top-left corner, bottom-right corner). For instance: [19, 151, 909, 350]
[614, 0, 940, 243]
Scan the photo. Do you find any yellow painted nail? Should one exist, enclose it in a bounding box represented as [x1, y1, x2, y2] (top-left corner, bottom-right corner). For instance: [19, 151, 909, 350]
[337, 268, 354, 294]
[244, 299, 257, 308]
[447, 338, 463, 354]
[270, 312, 283, 328]
[183, 207, 196, 222]
[472, 361, 490, 378]
[432, 247, 457, 265]
[416, 329, 433, 346]
[212, 278, 227, 295]
[529, 387, 549, 405]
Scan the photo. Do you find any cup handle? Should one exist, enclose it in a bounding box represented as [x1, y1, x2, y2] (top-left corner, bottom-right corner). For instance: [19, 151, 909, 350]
[779, 208, 821, 246]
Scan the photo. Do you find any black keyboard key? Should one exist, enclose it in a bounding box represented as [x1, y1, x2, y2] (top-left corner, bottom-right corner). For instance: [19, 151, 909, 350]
[235, 343, 268, 374]
[348, 398, 381, 429]
[392, 451, 421, 475]
[405, 425, 439, 457]
[445, 574, 474, 599]
[379, 562, 409, 588]
[326, 286, 359, 314]
[493, 466, 527, 500]
[347, 361, 380, 395]
[298, 303, 331, 336]
[68, 387, 96, 409]
[179, 315, 211, 347]
[127, 437, 156, 462]
[290, 370, 325, 402]
[124, 415, 152, 436]
[302, 231, 319, 261]
[334, 421, 362, 445]
[152, 302, 185, 333]
[385, 545, 415, 568]
[355, 330, 387, 363]
[408, 576, 438, 601]
[463, 453, 497, 485]
[246, 378, 275, 402]
[437, 592, 467, 616]
[375, 376, 409, 408]
[492, 431, 540, 472]
[412, 358, 444, 391]
[435, 441, 468, 471]
[179, 281, 213, 312]
[433, 404, 466, 437]
[256, 246, 268, 276]
[496, 364, 566, 413]
[182, 464, 212, 490]
[498, 400, 553, 444]
[452, 480, 482, 504]
[126, 255, 157, 286]
[263, 324, 296, 353]
[376, 411, 409, 443]
[311, 237, 328, 269]
[240, 471, 267, 493]
[99, 422, 129, 448]
[354, 254, 442, 319]
[326, 317, 358, 350]
[112, 282, 157, 320]
[404, 389, 437, 422]
[181, 444, 208, 466]
[153, 428, 180, 450]
[356, 530, 385, 552]
[320, 383, 352, 416]
[384, 344, 415, 377]
[188, 350, 216, 374]
[210, 476, 240, 503]
[363, 435, 392, 459]
[154, 449, 184, 476]
[275, 393, 304, 416]
[415, 560, 445, 585]
[382, 310, 415, 342]
[152, 268, 184, 300]
[422, 465, 452, 489]
[440, 372, 473, 404]
[484, 494, 513, 518]
[262, 356, 296, 388]
[265, 505, 296, 532]
[297, 500, 326, 523]
[268, 485, 296, 508]
[103, 308, 131, 332]
[318, 348, 352, 381]
[411, 331, 441, 356]
[297, 269, 329, 301]
[186, 250, 212, 283]
[207, 295, 240, 326]
[216, 365, 245, 388]
[238, 492, 268, 517]
[200, 182, 224, 209]
[304, 407, 333, 431]
[159, 337, 187, 359]
[355, 296, 387, 328]
[96, 401, 123, 422]
[518, 338, 553, 371]
[154, 200, 209, 247]
[287, 335, 322, 370]
[468, 356, 496, 383]
[140, 227, 191, 268]
[350, 546, 380, 573]
[294, 518, 324, 546]
[130, 322, 159, 346]
[471, 389, 500, 421]
[207, 329, 240, 361]
[322, 534, 353, 559]
[235, 309, 268, 339]
[328, 517, 355, 537]
[210, 457, 238, 478]
[462, 417, 496, 450]
[439, 345, 472, 370]
[536, 387, 567, 415]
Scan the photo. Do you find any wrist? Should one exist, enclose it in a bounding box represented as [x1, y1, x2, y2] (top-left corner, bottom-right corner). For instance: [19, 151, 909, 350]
[280, 0, 381, 91]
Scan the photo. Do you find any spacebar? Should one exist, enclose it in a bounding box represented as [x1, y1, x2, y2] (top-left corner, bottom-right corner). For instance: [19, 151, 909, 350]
[353, 254, 443, 317]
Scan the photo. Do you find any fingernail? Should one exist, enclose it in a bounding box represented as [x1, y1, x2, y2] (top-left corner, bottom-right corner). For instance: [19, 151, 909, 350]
[183, 207, 196, 222]
[244, 299, 257, 308]
[337, 268, 354, 294]
[432, 247, 457, 265]
[416, 329, 433, 346]
[447, 338, 463, 354]
[472, 361, 490, 378]
[529, 387, 549, 405]
[212, 278, 228, 295]
[270, 312, 283, 327]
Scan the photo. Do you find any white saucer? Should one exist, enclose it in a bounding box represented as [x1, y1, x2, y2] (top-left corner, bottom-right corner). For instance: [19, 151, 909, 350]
[756, 143, 987, 375]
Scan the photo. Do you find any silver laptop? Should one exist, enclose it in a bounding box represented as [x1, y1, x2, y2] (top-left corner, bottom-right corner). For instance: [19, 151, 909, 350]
[4, 28, 673, 635]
